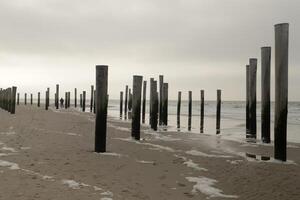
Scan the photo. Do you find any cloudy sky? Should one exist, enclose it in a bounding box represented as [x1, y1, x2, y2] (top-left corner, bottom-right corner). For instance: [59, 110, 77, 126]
[0, 0, 299, 100]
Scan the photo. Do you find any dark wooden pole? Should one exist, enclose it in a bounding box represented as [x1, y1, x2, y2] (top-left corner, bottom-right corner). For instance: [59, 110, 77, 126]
[38, 92, 40, 107]
[124, 85, 128, 119]
[25, 93, 27, 105]
[30, 94, 33, 105]
[7, 88, 11, 113]
[150, 81, 158, 130]
[74, 88, 77, 108]
[95, 65, 108, 153]
[45, 91, 48, 110]
[131, 75, 143, 140]
[249, 58, 257, 138]
[80, 94, 82, 108]
[93, 90, 96, 114]
[162, 83, 168, 126]
[120, 91, 123, 119]
[82, 91, 86, 112]
[47, 88, 50, 110]
[246, 64, 250, 136]
[128, 89, 132, 112]
[261, 47, 271, 143]
[177, 91, 181, 129]
[68, 92, 71, 108]
[90, 85, 94, 112]
[11, 87, 17, 114]
[274, 23, 289, 161]
[149, 78, 154, 124]
[65, 92, 67, 109]
[159, 75, 164, 125]
[142, 81, 147, 124]
[216, 89, 221, 134]
[56, 84, 59, 109]
[188, 91, 192, 131]
[200, 90, 204, 133]
[17, 93, 19, 105]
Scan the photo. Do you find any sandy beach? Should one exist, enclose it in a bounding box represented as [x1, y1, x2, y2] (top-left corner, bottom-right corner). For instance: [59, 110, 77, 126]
[0, 105, 299, 200]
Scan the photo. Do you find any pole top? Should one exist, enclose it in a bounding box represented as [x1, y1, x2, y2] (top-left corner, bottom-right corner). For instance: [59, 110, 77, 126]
[96, 65, 108, 70]
[261, 46, 271, 50]
[275, 23, 289, 27]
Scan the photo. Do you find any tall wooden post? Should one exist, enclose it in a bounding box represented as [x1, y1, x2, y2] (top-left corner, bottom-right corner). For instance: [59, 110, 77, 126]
[188, 91, 192, 131]
[200, 90, 204, 133]
[68, 92, 71, 108]
[74, 88, 77, 108]
[46, 88, 50, 110]
[159, 75, 164, 125]
[11, 87, 17, 114]
[90, 85, 94, 112]
[17, 93, 19, 105]
[216, 89, 221, 134]
[131, 75, 143, 140]
[65, 92, 67, 109]
[124, 85, 128, 119]
[177, 91, 181, 129]
[128, 89, 132, 111]
[249, 58, 257, 138]
[80, 94, 82, 108]
[261, 47, 271, 143]
[120, 91, 123, 119]
[162, 83, 168, 126]
[45, 91, 48, 110]
[274, 23, 289, 161]
[246, 65, 250, 136]
[7, 88, 11, 113]
[150, 81, 158, 130]
[82, 91, 86, 112]
[95, 65, 108, 153]
[142, 81, 147, 123]
[93, 90, 96, 114]
[56, 84, 59, 109]
[30, 94, 33, 105]
[149, 78, 154, 124]
[38, 92, 40, 107]
[25, 93, 27, 105]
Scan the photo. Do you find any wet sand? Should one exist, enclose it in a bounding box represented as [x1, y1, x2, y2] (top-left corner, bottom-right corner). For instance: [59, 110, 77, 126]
[0, 105, 299, 200]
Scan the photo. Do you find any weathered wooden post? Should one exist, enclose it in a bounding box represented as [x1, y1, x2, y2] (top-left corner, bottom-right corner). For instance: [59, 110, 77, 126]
[25, 93, 27, 105]
[90, 85, 94, 112]
[177, 91, 181, 129]
[261, 47, 271, 143]
[188, 91, 192, 131]
[142, 81, 147, 123]
[162, 83, 168, 126]
[246, 65, 250, 136]
[80, 94, 82, 108]
[95, 65, 108, 153]
[216, 89, 221, 134]
[17, 93, 19, 105]
[30, 94, 33, 105]
[128, 89, 132, 111]
[159, 75, 164, 125]
[45, 91, 48, 110]
[82, 91, 86, 112]
[200, 90, 204, 133]
[150, 81, 158, 130]
[274, 23, 289, 161]
[68, 92, 71, 108]
[124, 85, 128, 119]
[46, 88, 50, 110]
[131, 75, 143, 140]
[120, 91, 123, 119]
[149, 78, 154, 124]
[7, 88, 11, 113]
[56, 84, 59, 109]
[65, 92, 68, 109]
[93, 90, 96, 114]
[74, 88, 77, 108]
[249, 58, 257, 138]
[11, 87, 17, 114]
[38, 92, 40, 107]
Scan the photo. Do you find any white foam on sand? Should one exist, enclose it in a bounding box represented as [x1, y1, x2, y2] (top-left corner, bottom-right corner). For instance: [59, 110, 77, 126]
[186, 150, 232, 158]
[62, 179, 83, 189]
[144, 130, 180, 142]
[186, 176, 238, 199]
[20, 147, 31, 150]
[1, 147, 18, 153]
[226, 160, 244, 165]
[101, 191, 114, 197]
[65, 132, 82, 136]
[98, 152, 123, 157]
[174, 155, 208, 171]
[21, 169, 55, 181]
[100, 198, 113, 200]
[0, 160, 20, 170]
[136, 160, 155, 164]
[108, 123, 130, 132]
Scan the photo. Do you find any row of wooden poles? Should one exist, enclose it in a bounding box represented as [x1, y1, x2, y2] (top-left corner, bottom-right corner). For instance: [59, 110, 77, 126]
[119, 81, 222, 134]
[246, 23, 289, 161]
[0, 87, 17, 114]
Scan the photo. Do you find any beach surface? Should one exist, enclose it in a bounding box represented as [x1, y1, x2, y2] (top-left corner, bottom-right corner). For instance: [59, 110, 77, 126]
[0, 106, 299, 200]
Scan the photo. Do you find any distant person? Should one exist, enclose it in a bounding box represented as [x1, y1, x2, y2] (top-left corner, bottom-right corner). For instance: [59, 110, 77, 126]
[60, 98, 64, 108]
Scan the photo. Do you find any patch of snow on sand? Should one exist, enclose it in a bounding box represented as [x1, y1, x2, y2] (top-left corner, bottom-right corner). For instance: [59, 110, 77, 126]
[136, 160, 155, 164]
[174, 155, 208, 171]
[98, 152, 123, 157]
[100, 198, 113, 200]
[1, 147, 18, 153]
[101, 191, 113, 197]
[0, 160, 20, 170]
[186, 150, 232, 158]
[65, 132, 81, 136]
[226, 160, 244, 165]
[62, 179, 85, 189]
[186, 176, 238, 199]
[20, 147, 31, 150]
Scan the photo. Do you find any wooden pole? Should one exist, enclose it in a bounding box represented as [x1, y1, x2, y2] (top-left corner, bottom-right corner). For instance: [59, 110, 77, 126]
[68, 92, 71, 108]
[162, 83, 168, 126]
[17, 93, 19, 105]
[274, 23, 289, 161]
[46, 88, 50, 110]
[38, 92, 40, 107]
[30, 94, 33, 105]
[11, 87, 17, 114]
[246, 65, 250, 136]
[150, 81, 158, 130]
[142, 80, 147, 124]
[45, 91, 48, 110]
[74, 88, 77, 108]
[131, 75, 143, 140]
[25, 93, 27, 105]
[95, 65, 108, 152]
[56, 84, 59, 109]
[7, 88, 11, 113]
[128, 89, 132, 111]
[159, 75, 164, 125]
[188, 91, 192, 131]
[200, 90, 204, 133]
[261, 47, 271, 143]
[249, 58, 257, 138]
[124, 85, 128, 119]
[93, 90, 96, 114]
[80, 94, 82, 108]
[82, 91, 86, 112]
[90, 85, 94, 112]
[177, 91, 181, 129]
[65, 92, 67, 109]
[149, 78, 154, 124]
[120, 91, 123, 119]
[216, 89, 221, 134]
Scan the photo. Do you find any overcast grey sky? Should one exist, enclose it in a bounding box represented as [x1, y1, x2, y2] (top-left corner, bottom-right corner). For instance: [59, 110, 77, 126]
[0, 0, 299, 100]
